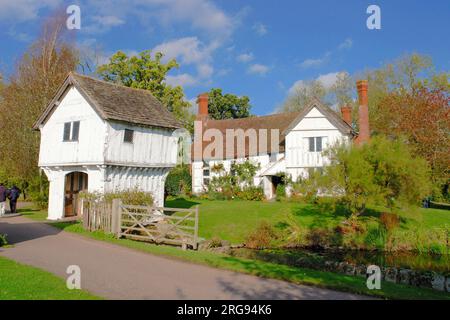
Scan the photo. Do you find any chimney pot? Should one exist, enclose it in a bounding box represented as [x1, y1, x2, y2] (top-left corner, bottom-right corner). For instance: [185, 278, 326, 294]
[340, 105, 352, 126]
[197, 93, 209, 119]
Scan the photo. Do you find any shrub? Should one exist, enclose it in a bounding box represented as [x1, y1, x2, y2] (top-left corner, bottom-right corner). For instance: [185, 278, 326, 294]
[380, 212, 400, 231]
[165, 165, 192, 197]
[28, 174, 49, 209]
[81, 188, 154, 206]
[237, 187, 265, 201]
[275, 184, 286, 201]
[0, 234, 7, 247]
[282, 212, 308, 247]
[245, 221, 278, 249]
[306, 228, 333, 248]
[335, 216, 366, 235]
[321, 136, 432, 216]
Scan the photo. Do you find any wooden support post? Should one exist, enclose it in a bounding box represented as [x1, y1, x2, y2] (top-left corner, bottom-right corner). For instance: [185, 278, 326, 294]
[111, 199, 122, 238]
[193, 205, 199, 250]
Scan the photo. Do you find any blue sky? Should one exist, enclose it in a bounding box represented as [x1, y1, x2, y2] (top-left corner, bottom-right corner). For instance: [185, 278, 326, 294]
[1, 0, 449, 115]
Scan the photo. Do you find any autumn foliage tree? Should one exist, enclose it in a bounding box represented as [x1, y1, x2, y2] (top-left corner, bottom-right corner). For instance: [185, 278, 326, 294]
[375, 87, 449, 198]
[0, 13, 79, 186]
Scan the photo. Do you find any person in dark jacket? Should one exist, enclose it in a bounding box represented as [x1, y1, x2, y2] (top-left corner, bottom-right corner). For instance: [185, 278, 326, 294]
[0, 183, 6, 216]
[8, 186, 21, 214]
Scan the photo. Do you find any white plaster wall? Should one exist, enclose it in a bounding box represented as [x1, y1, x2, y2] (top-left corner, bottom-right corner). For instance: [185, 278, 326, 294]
[285, 107, 349, 171]
[105, 122, 177, 167]
[38, 87, 106, 166]
[104, 166, 169, 207]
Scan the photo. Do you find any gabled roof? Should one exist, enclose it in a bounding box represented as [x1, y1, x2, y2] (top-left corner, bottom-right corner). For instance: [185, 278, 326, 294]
[282, 98, 354, 136]
[33, 72, 182, 130]
[195, 99, 354, 160]
[197, 111, 301, 159]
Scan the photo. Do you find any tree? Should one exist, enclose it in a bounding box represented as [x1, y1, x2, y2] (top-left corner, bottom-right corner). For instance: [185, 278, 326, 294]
[278, 72, 354, 113]
[206, 88, 251, 120]
[360, 53, 449, 134]
[375, 87, 449, 198]
[0, 13, 78, 183]
[97, 50, 194, 130]
[279, 79, 326, 112]
[321, 136, 431, 216]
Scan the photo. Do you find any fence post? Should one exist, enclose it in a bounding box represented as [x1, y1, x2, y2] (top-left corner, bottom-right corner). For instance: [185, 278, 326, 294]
[82, 199, 88, 230]
[193, 205, 199, 250]
[111, 199, 122, 238]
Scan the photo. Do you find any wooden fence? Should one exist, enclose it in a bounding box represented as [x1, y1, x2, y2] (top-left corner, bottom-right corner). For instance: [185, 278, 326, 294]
[82, 199, 199, 250]
[81, 199, 113, 233]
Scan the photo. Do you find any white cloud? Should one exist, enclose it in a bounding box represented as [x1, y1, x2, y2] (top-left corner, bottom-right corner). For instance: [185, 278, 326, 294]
[1, 0, 234, 39]
[316, 72, 340, 88]
[338, 38, 353, 50]
[83, 15, 125, 34]
[197, 63, 214, 78]
[154, 37, 214, 65]
[252, 22, 267, 36]
[236, 53, 254, 63]
[247, 63, 270, 75]
[166, 73, 198, 87]
[299, 52, 331, 68]
[154, 36, 216, 85]
[0, 0, 61, 23]
[288, 72, 341, 95]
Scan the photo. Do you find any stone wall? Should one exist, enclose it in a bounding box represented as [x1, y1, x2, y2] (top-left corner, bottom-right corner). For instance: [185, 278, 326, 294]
[324, 260, 449, 292]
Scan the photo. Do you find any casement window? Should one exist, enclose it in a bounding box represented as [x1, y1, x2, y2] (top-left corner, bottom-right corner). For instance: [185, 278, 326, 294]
[203, 162, 210, 186]
[308, 137, 323, 152]
[63, 121, 80, 142]
[124, 129, 134, 143]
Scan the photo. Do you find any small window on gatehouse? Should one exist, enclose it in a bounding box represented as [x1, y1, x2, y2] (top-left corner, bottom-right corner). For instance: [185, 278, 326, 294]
[63, 121, 80, 142]
[124, 129, 134, 143]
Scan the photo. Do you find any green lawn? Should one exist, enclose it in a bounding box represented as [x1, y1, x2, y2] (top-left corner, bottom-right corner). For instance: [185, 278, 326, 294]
[0, 256, 99, 300]
[17, 202, 450, 299]
[165, 198, 450, 250]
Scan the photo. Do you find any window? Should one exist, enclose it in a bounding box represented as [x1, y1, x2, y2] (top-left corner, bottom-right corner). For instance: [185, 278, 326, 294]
[63, 121, 80, 142]
[308, 137, 323, 152]
[124, 129, 134, 143]
[203, 161, 210, 186]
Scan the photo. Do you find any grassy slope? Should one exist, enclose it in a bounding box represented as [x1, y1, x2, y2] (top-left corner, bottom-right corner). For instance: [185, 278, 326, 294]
[0, 256, 99, 300]
[165, 198, 450, 245]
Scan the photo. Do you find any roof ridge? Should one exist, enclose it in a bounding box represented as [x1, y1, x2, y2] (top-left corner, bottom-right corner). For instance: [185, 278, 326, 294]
[70, 72, 160, 98]
[207, 111, 301, 123]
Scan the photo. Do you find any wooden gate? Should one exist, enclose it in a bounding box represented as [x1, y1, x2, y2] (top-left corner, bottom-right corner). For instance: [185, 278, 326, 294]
[111, 199, 199, 249]
[81, 199, 112, 233]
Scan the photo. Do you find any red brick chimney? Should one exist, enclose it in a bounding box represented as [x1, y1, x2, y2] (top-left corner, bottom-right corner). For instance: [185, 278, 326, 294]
[340, 105, 352, 126]
[356, 80, 370, 144]
[193, 93, 208, 163]
[196, 93, 209, 120]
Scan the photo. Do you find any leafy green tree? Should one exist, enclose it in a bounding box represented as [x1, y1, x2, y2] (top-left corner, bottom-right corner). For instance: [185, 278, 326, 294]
[97, 50, 194, 130]
[321, 136, 431, 216]
[206, 88, 251, 120]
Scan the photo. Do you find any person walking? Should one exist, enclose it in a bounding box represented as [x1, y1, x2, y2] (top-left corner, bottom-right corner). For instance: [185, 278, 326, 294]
[0, 183, 7, 216]
[8, 185, 21, 214]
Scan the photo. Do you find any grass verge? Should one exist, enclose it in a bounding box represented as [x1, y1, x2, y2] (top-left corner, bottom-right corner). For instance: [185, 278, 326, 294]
[0, 256, 99, 300]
